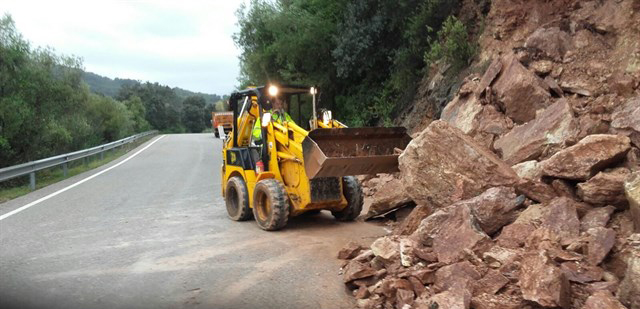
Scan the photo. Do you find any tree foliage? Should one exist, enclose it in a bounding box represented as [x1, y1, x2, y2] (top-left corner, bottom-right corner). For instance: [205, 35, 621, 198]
[181, 96, 207, 133]
[0, 14, 213, 167]
[234, 0, 473, 126]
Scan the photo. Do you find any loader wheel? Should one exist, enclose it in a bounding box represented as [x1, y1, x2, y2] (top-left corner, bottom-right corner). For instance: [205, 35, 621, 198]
[214, 131, 220, 138]
[332, 176, 363, 221]
[252, 179, 289, 231]
[225, 176, 252, 221]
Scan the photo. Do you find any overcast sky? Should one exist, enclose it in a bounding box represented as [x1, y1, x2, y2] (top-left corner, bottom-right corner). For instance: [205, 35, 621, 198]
[2, 0, 245, 95]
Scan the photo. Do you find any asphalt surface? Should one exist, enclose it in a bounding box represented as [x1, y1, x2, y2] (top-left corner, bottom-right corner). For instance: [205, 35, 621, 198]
[0, 134, 385, 309]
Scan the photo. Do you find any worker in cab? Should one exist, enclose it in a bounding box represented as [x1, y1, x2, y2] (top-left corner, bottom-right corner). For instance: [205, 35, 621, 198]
[252, 95, 293, 143]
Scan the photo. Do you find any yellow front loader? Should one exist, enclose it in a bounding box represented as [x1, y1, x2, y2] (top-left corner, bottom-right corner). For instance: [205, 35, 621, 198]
[220, 84, 411, 230]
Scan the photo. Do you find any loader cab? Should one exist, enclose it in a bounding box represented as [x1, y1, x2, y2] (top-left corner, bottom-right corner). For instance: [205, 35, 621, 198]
[227, 84, 316, 171]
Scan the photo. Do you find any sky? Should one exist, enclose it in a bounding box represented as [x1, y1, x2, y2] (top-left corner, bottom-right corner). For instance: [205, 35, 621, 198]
[1, 0, 245, 95]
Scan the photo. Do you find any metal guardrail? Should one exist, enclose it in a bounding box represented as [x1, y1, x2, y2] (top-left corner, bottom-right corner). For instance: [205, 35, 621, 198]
[0, 130, 158, 190]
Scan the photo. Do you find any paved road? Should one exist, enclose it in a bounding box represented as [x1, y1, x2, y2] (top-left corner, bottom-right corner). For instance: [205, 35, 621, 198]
[0, 134, 385, 309]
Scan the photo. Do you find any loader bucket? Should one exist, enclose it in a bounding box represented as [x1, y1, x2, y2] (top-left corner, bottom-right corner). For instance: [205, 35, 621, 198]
[302, 127, 412, 179]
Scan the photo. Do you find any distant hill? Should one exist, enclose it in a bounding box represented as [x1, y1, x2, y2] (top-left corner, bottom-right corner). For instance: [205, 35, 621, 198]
[82, 71, 222, 105]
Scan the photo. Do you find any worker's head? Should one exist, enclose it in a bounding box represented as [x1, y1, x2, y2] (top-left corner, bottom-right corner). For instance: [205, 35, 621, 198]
[272, 96, 287, 111]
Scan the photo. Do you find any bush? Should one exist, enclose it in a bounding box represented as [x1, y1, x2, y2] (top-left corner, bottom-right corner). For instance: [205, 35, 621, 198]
[424, 15, 476, 71]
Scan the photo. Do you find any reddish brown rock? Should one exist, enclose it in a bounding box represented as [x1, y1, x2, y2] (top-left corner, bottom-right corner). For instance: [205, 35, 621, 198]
[552, 179, 577, 199]
[525, 27, 573, 60]
[611, 97, 640, 147]
[492, 54, 552, 124]
[395, 204, 432, 235]
[475, 269, 509, 295]
[338, 242, 365, 260]
[583, 290, 627, 309]
[441, 93, 483, 135]
[626, 148, 640, 172]
[419, 289, 471, 309]
[512, 160, 543, 180]
[496, 223, 536, 248]
[586, 281, 619, 294]
[609, 73, 636, 97]
[541, 197, 581, 245]
[516, 180, 557, 203]
[433, 261, 481, 293]
[541, 134, 631, 181]
[482, 246, 521, 268]
[396, 289, 415, 308]
[545, 76, 564, 97]
[431, 204, 491, 264]
[578, 168, 631, 208]
[626, 172, 640, 232]
[450, 186, 523, 235]
[586, 227, 616, 265]
[370, 237, 399, 261]
[495, 99, 578, 165]
[343, 260, 377, 283]
[354, 286, 369, 299]
[530, 60, 553, 76]
[475, 58, 503, 96]
[617, 248, 640, 309]
[578, 113, 611, 139]
[399, 120, 519, 208]
[471, 293, 524, 309]
[364, 176, 413, 218]
[581, 206, 616, 232]
[519, 251, 571, 308]
[560, 262, 604, 283]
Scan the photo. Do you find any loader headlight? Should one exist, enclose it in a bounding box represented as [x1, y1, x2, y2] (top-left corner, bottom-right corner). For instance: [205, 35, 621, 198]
[268, 85, 278, 96]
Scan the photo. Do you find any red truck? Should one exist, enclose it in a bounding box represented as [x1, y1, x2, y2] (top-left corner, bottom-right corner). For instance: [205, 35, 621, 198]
[211, 111, 233, 138]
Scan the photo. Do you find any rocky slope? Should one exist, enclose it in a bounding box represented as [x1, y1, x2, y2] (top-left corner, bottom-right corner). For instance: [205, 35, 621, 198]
[343, 0, 640, 308]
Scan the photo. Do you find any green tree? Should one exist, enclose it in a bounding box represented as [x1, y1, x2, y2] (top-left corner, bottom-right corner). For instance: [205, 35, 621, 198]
[424, 15, 476, 71]
[181, 96, 206, 133]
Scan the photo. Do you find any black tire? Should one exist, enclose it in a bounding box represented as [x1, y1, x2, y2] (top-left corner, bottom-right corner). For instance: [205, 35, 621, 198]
[214, 131, 220, 138]
[225, 176, 252, 221]
[332, 176, 363, 221]
[252, 179, 289, 231]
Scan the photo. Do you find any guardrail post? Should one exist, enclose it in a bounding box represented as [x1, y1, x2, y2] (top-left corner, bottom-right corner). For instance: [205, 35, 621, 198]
[63, 162, 68, 177]
[100, 151, 104, 161]
[29, 172, 36, 190]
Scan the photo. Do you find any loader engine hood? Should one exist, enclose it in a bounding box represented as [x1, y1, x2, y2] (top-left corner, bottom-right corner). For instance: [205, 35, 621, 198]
[302, 127, 412, 179]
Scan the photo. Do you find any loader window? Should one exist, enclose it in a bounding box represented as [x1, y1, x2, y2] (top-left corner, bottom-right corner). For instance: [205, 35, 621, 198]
[288, 93, 313, 130]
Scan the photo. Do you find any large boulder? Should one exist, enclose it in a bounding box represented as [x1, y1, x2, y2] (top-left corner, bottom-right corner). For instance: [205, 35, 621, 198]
[524, 27, 573, 61]
[519, 251, 571, 308]
[611, 96, 640, 147]
[541, 134, 631, 181]
[399, 120, 519, 208]
[626, 172, 640, 232]
[449, 186, 523, 235]
[494, 99, 579, 165]
[577, 167, 631, 208]
[492, 54, 552, 124]
[363, 176, 413, 218]
[412, 203, 491, 264]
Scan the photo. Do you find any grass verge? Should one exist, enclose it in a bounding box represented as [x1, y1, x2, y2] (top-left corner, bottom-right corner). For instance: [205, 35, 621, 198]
[0, 135, 156, 204]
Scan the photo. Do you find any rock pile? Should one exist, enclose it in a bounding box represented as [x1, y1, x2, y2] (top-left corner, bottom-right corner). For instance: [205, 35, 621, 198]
[340, 1, 640, 306]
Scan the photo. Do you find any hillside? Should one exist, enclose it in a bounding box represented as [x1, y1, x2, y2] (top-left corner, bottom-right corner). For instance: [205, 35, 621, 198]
[342, 0, 640, 308]
[82, 71, 222, 105]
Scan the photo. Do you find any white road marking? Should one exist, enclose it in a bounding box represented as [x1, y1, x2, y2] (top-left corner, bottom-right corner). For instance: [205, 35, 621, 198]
[0, 135, 166, 221]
